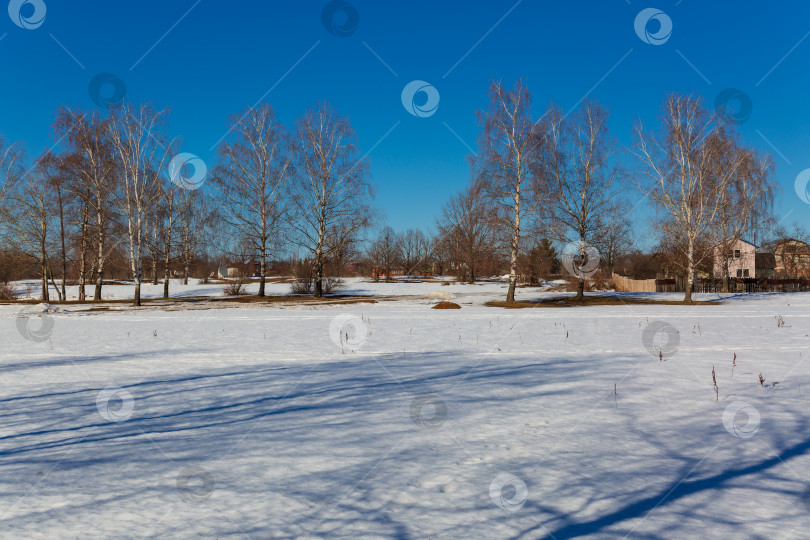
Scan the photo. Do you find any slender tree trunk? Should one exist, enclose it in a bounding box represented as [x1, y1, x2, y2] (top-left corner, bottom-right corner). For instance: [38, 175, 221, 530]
[58, 196, 67, 301]
[40, 256, 48, 302]
[314, 212, 325, 296]
[314, 230, 324, 297]
[314, 257, 323, 296]
[685, 237, 694, 303]
[506, 184, 521, 303]
[48, 265, 63, 302]
[183, 258, 190, 285]
[576, 237, 586, 300]
[163, 258, 170, 299]
[94, 216, 104, 301]
[258, 245, 266, 297]
[78, 213, 88, 302]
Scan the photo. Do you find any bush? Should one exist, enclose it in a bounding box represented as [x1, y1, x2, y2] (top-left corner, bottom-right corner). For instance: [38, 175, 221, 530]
[0, 281, 15, 301]
[291, 276, 345, 295]
[565, 277, 591, 293]
[290, 276, 312, 295]
[323, 277, 345, 294]
[223, 279, 247, 296]
[590, 271, 614, 291]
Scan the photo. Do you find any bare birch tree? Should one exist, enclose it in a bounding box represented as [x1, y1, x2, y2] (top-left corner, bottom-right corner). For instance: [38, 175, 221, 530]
[542, 101, 625, 299]
[635, 94, 745, 303]
[213, 104, 291, 297]
[7, 167, 54, 301]
[56, 108, 117, 302]
[291, 103, 374, 297]
[107, 103, 170, 306]
[476, 80, 542, 302]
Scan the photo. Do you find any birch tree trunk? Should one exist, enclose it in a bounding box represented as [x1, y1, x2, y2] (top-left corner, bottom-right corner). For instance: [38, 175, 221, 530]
[474, 80, 542, 304]
[290, 103, 373, 298]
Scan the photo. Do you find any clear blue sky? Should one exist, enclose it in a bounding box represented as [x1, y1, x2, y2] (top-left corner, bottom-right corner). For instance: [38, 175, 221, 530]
[1, 1, 808, 248]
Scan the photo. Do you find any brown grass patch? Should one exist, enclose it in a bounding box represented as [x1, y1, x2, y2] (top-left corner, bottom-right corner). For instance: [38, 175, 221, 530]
[432, 301, 461, 309]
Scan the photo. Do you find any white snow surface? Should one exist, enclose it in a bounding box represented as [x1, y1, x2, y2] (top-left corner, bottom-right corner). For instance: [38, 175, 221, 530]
[1, 280, 809, 538]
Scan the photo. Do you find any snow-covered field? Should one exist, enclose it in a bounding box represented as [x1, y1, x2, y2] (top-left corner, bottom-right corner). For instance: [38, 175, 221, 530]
[1, 280, 809, 538]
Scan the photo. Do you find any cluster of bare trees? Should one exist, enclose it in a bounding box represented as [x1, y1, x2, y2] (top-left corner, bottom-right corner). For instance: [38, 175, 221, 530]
[429, 81, 634, 301]
[0, 100, 379, 303]
[430, 83, 778, 303]
[0, 105, 214, 304]
[0, 84, 782, 306]
[367, 226, 433, 280]
[636, 95, 777, 300]
[213, 102, 374, 297]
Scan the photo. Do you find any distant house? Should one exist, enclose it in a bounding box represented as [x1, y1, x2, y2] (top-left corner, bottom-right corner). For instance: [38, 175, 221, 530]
[713, 239, 757, 278]
[773, 238, 810, 278]
[713, 238, 810, 280]
[217, 260, 283, 279]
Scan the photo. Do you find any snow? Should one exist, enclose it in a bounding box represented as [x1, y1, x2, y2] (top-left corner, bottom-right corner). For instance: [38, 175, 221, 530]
[1, 282, 809, 538]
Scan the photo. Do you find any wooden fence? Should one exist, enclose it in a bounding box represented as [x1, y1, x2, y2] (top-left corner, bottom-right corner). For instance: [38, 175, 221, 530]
[613, 273, 810, 294]
[612, 273, 657, 293]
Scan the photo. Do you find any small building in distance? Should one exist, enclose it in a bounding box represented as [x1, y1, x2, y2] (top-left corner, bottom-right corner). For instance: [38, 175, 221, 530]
[773, 238, 810, 278]
[713, 239, 758, 279]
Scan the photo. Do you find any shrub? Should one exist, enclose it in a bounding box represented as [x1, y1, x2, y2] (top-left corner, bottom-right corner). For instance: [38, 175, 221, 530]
[323, 277, 345, 295]
[0, 281, 15, 301]
[223, 279, 247, 296]
[290, 276, 312, 295]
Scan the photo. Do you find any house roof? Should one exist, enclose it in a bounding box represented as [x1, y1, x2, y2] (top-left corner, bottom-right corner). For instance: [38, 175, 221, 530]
[778, 238, 810, 247]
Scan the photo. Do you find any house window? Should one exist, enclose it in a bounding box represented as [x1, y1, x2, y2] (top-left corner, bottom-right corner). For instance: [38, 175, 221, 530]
[736, 269, 742, 277]
[733, 249, 741, 259]
[743, 269, 749, 277]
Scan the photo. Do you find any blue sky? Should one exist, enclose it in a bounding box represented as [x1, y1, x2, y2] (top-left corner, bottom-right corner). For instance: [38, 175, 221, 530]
[1, 0, 809, 248]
